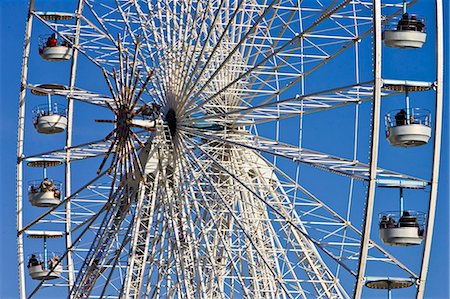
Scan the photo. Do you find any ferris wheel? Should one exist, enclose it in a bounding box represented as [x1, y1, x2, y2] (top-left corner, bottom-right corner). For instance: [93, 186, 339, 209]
[16, 0, 444, 298]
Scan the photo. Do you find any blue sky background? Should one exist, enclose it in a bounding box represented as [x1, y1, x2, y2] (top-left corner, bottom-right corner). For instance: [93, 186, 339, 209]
[1, 1, 448, 298]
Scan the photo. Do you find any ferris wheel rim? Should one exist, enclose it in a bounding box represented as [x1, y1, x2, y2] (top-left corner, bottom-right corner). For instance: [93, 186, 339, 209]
[15, 1, 444, 298]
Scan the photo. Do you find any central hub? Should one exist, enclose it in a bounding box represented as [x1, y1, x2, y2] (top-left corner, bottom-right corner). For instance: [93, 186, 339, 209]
[165, 108, 177, 137]
[117, 108, 132, 138]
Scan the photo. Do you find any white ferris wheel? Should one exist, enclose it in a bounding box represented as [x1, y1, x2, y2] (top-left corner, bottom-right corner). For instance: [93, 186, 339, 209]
[16, 0, 444, 298]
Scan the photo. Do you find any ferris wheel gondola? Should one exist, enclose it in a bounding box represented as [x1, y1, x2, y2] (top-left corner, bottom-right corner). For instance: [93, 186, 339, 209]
[26, 158, 62, 207]
[383, 0, 427, 48]
[25, 231, 64, 280]
[30, 84, 68, 134]
[37, 12, 74, 61]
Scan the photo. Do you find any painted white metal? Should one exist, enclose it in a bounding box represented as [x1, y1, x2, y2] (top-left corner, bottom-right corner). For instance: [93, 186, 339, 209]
[34, 114, 68, 134]
[27, 83, 114, 107]
[17, 0, 442, 298]
[28, 264, 63, 280]
[354, 0, 383, 297]
[182, 128, 428, 184]
[386, 124, 432, 147]
[179, 136, 346, 298]
[16, 1, 35, 298]
[28, 190, 61, 207]
[379, 227, 423, 246]
[65, 0, 84, 294]
[40, 46, 73, 61]
[122, 126, 169, 298]
[376, 179, 427, 189]
[416, 0, 444, 297]
[383, 30, 426, 48]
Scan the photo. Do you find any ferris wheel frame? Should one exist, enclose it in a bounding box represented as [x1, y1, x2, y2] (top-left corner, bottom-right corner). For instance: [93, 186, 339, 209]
[16, 0, 444, 298]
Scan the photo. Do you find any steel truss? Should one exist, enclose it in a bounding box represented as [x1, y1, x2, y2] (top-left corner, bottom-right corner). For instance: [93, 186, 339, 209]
[16, 0, 443, 298]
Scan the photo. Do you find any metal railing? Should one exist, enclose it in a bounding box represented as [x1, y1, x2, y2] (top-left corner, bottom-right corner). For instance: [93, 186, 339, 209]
[28, 179, 62, 197]
[27, 252, 62, 270]
[38, 34, 73, 49]
[32, 103, 67, 124]
[383, 14, 427, 32]
[379, 210, 426, 231]
[384, 108, 431, 129]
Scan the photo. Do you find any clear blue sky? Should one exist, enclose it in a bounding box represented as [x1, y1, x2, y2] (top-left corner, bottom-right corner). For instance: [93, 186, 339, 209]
[0, 1, 448, 298]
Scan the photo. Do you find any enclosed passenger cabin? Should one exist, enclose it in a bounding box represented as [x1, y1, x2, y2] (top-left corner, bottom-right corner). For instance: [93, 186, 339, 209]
[26, 231, 64, 280]
[27, 158, 63, 207]
[37, 12, 74, 61]
[383, 13, 426, 48]
[379, 210, 425, 246]
[31, 84, 68, 134]
[385, 108, 431, 147]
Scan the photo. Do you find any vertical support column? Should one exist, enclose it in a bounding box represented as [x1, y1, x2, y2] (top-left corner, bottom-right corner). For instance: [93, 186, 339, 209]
[17, 1, 35, 298]
[47, 94, 52, 113]
[353, 0, 382, 297]
[122, 178, 151, 298]
[405, 90, 410, 124]
[65, 0, 84, 294]
[399, 188, 404, 213]
[43, 236, 48, 269]
[416, 0, 443, 298]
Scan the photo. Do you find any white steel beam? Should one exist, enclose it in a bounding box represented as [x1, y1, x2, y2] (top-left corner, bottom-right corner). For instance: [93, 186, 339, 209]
[16, 1, 35, 298]
[65, 1, 84, 294]
[26, 84, 114, 108]
[416, 0, 444, 298]
[185, 79, 434, 126]
[353, 0, 382, 297]
[181, 128, 428, 185]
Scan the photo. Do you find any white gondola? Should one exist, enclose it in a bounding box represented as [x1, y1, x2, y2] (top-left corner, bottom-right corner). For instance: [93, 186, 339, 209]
[31, 84, 68, 134]
[28, 180, 62, 207]
[383, 30, 426, 49]
[379, 211, 425, 246]
[383, 13, 426, 49]
[26, 231, 64, 280]
[379, 226, 423, 246]
[28, 263, 63, 280]
[32, 104, 68, 134]
[37, 12, 74, 61]
[26, 159, 63, 207]
[39, 44, 73, 61]
[385, 108, 431, 147]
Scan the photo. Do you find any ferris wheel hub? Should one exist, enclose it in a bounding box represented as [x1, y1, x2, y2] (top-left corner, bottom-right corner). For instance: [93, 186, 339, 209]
[165, 108, 177, 137]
